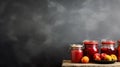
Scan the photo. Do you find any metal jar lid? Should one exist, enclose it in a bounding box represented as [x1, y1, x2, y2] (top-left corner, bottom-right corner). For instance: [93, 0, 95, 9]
[71, 44, 83, 48]
[83, 40, 98, 45]
[101, 39, 115, 44]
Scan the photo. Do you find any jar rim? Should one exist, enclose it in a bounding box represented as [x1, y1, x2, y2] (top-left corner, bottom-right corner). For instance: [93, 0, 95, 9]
[101, 40, 115, 44]
[71, 44, 83, 47]
[83, 40, 98, 45]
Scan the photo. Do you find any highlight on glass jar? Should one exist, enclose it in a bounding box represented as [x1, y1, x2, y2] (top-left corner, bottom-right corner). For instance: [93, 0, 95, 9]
[70, 44, 83, 63]
[83, 40, 99, 62]
[101, 39, 116, 55]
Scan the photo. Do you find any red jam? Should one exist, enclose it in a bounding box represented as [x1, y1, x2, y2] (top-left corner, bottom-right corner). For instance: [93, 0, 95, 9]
[117, 40, 120, 62]
[71, 44, 83, 63]
[83, 40, 98, 62]
[101, 40, 116, 55]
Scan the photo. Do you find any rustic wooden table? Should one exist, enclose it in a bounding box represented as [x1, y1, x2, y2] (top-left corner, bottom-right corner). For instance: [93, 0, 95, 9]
[62, 60, 120, 67]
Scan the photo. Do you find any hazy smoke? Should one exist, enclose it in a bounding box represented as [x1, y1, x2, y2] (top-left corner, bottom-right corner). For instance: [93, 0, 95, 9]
[48, 0, 120, 40]
[1, 0, 120, 67]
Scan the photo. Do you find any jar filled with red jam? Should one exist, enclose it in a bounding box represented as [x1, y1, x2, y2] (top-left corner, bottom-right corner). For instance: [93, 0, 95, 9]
[101, 40, 116, 55]
[83, 40, 98, 62]
[71, 44, 83, 63]
[117, 40, 120, 62]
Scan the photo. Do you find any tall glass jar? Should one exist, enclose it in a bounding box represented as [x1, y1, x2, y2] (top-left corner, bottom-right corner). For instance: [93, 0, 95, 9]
[117, 40, 120, 62]
[83, 40, 98, 62]
[71, 44, 83, 63]
[101, 40, 116, 55]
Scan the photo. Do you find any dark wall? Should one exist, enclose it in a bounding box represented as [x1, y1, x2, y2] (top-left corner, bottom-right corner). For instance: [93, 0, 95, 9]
[0, 0, 120, 67]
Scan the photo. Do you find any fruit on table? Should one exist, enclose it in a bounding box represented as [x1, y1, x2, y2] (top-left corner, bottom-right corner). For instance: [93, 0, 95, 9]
[93, 53, 101, 61]
[94, 56, 101, 61]
[94, 53, 100, 57]
[111, 54, 117, 61]
[100, 53, 107, 60]
[81, 56, 89, 63]
[104, 55, 112, 61]
[93, 53, 117, 62]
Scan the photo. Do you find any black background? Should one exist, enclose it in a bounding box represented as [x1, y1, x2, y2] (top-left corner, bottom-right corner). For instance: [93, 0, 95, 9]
[0, 0, 120, 67]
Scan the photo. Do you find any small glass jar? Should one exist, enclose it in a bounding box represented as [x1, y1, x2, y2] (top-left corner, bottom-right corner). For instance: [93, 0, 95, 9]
[71, 44, 83, 63]
[117, 40, 120, 62]
[101, 40, 116, 55]
[83, 40, 98, 62]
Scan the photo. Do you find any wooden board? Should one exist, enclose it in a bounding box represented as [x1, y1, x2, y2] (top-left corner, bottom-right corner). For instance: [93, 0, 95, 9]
[62, 60, 120, 67]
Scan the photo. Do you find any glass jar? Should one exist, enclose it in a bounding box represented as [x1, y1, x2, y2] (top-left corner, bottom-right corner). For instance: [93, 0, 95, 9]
[117, 40, 120, 62]
[101, 40, 116, 55]
[71, 44, 83, 63]
[83, 40, 98, 62]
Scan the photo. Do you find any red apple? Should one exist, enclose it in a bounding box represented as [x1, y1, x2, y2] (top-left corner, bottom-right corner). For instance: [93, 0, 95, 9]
[94, 53, 100, 58]
[93, 53, 101, 61]
[94, 56, 101, 61]
[100, 53, 107, 60]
